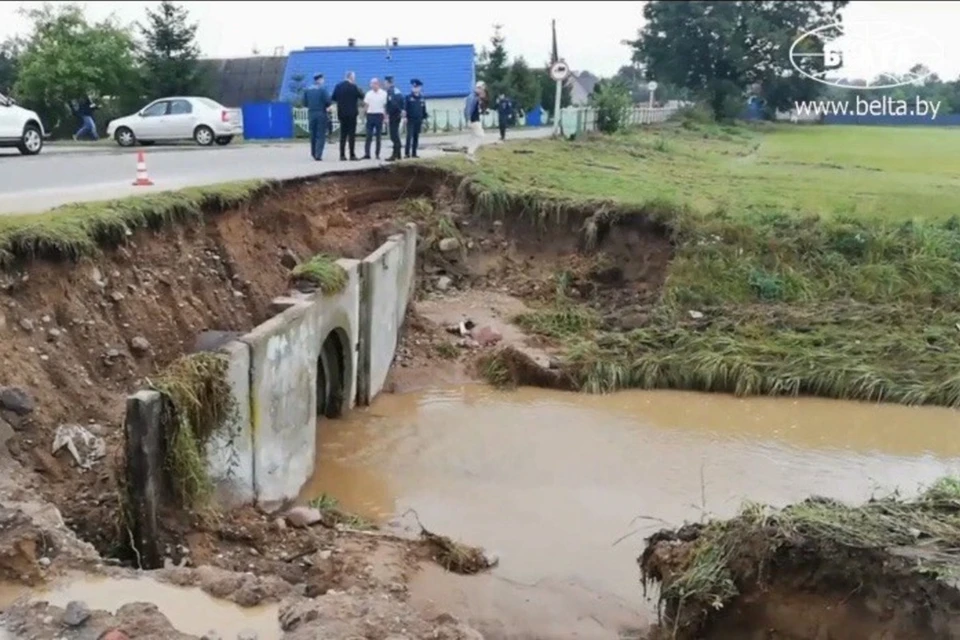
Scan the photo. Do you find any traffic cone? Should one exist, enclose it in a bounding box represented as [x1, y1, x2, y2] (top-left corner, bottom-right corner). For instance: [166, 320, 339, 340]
[132, 151, 154, 187]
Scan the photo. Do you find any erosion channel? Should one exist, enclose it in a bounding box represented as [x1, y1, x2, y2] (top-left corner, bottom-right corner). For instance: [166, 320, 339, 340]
[0, 157, 958, 640]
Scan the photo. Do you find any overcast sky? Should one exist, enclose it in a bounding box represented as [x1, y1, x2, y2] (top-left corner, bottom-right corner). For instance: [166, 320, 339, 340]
[0, 1, 958, 80]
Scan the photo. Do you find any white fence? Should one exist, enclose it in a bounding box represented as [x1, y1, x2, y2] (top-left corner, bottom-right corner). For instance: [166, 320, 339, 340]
[292, 104, 682, 138]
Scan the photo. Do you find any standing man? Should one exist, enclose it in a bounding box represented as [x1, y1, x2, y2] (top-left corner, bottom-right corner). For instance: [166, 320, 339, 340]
[404, 79, 427, 158]
[384, 76, 405, 162]
[463, 81, 487, 161]
[363, 77, 387, 161]
[303, 73, 331, 161]
[332, 71, 364, 161]
[495, 92, 513, 142]
[72, 93, 99, 141]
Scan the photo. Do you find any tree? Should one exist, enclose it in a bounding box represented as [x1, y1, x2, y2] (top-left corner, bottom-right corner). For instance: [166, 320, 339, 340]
[14, 4, 139, 132]
[138, 0, 206, 100]
[477, 25, 509, 97]
[0, 38, 21, 95]
[628, 1, 848, 119]
[505, 57, 539, 110]
[591, 79, 633, 133]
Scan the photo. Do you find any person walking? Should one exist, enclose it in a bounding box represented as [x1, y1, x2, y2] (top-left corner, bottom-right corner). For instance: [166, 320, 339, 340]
[463, 81, 487, 161]
[303, 73, 331, 161]
[72, 93, 99, 141]
[332, 71, 364, 161]
[362, 77, 387, 160]
[495, 92, 513, 141]
[384, 75, 405, 162]
[404, 79, 427, 158]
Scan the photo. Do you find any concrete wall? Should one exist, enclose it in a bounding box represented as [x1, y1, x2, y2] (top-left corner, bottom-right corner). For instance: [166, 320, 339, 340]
[125, 225, 418, 515]
[242, 258, 360, 506]
[359, 224, 417, 404]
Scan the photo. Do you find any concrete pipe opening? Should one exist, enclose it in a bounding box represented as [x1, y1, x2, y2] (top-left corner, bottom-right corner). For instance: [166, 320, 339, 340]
[317, 328, 349, 419]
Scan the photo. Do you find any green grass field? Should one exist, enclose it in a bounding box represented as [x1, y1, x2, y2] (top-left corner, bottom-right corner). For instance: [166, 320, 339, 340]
[460, 121, 960, 407]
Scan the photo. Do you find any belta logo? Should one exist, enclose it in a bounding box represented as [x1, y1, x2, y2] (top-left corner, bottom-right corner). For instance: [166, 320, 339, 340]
[789, 21, 944, 90]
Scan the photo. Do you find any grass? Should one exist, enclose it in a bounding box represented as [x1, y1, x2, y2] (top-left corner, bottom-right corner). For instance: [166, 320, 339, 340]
[641, 476, 960, 635]
[454, 120, 960, 408]
[0, 180, 268, 268]
[147, 352, 236, 509]
[290, 253, 348, 294]
[307, 493, 375, 530]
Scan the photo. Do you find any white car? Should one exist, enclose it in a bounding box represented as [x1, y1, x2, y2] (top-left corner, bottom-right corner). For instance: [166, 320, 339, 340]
[0, 92, 46, 155]
[106, 96, 243, 148]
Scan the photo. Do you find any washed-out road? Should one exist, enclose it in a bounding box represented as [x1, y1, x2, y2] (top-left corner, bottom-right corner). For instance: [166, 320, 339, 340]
[0, 128, 553, 215]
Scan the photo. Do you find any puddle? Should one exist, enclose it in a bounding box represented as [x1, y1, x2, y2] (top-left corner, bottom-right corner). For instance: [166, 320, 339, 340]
[0, 573, 279, 639]
[302, 385, 960, 629]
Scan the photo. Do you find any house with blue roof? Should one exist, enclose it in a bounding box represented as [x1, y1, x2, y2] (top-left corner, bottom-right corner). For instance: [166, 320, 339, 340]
[278, 41, 475, 125]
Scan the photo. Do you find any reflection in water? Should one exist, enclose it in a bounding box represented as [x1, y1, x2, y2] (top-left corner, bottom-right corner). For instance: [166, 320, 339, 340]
[0, 574, 279, 639]
[302, 386, 960, 607]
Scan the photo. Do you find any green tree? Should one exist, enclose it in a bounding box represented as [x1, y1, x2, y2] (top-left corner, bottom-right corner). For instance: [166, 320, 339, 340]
[504, 57, 539, 110]
[590, 79, 633, 133]
[628, 1, 847, 119]
[138, 0, 206, 99]
[14, 4, 139, 133]
[0, 38, 22, 95]
[477, 24, 509, 97]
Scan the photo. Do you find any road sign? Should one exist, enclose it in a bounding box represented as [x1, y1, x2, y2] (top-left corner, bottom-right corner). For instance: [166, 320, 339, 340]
[550, 61, 570, 82]
[647, 81, 659, 92]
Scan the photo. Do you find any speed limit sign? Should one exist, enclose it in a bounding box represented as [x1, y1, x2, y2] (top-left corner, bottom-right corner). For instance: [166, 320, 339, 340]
[550, 61, 570, 82]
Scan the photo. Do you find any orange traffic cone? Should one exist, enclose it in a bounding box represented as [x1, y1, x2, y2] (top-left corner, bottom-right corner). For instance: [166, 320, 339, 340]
[132, 151, 154, 186]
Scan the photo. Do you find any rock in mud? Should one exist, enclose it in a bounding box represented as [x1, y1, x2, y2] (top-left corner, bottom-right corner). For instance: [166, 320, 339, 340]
[51, 424, 106, 469]
[18, 318, 33, 333]
[129, 336, 152, 355]
[436, 275, 452, 291]
[62, 600, 91, 626]
[438, 237, 460, 252]
[0, 386, 35, 416]
[471, 326, 502, 347]
[284, 506, 323, 528]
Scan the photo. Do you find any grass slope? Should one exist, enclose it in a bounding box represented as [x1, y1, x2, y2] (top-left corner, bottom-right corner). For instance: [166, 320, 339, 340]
[461, 121, 960, 407]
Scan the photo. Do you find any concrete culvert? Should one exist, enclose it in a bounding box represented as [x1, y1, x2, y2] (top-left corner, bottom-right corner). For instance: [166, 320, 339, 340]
[317, 329, 348, 419]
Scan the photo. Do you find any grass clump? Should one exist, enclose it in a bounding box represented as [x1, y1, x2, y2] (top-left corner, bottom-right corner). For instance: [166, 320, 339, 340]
[290, 253, 348, 294]
[641, 477, 960, 636]
[308, 493, 375, 530]
[147, 352, 236, 509]
[0, 180, 268, 269]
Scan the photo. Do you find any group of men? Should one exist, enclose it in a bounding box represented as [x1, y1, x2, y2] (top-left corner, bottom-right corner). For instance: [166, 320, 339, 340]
[303, 71, 428, 162]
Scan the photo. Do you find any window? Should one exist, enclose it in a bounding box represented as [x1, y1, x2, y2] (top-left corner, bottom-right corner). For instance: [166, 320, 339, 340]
[169, 100, 193, 115]
[196, 98, 223, 111]
[0, 93, 8, 107]
[141, 101, 168, 117]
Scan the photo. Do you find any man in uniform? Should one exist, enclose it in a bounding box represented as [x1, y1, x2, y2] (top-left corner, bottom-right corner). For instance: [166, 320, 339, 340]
[495, 92, 513, 141]
[384, 75, 405, 162]
[303, 73, 331, 161]
[332, 71, 364, 161]
[404, 79, 427, 158]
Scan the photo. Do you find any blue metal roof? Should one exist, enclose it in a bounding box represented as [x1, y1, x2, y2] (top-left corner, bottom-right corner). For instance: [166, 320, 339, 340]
[278, 44, 475, 101]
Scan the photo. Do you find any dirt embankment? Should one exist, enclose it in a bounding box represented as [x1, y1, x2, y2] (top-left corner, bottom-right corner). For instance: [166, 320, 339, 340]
[0, 164, 679, 638]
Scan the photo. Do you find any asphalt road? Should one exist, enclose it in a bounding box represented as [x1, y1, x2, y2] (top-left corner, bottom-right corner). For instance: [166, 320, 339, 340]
[0, 128, 553, 215]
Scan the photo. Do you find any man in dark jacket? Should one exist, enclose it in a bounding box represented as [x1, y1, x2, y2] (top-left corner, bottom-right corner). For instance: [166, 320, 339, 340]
[331, 71, 364, 161]
[384, 75, 405, 162]
[73, 94, 99, 141]
[495, 93, 513, 141]
[303, 73, 331, 160]
[404, 79, 427, 158]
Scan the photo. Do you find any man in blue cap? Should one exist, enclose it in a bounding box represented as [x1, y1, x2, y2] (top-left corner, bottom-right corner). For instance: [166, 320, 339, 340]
[404, 79, 427, 158]
[383, 75, 405, 162]
[303, 73, 331, 160]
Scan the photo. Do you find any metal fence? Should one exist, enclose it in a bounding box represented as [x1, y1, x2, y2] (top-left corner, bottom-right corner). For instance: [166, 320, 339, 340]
[291, 104, 682, 137]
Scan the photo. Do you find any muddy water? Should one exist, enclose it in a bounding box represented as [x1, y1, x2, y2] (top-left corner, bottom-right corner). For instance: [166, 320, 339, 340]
[302, 385, 960, 628]
[0, 574, 279, 639]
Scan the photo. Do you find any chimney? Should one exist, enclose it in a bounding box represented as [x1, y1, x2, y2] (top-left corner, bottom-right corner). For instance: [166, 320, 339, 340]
[391, 37, 399, 47]
[347, 38, 356, 47]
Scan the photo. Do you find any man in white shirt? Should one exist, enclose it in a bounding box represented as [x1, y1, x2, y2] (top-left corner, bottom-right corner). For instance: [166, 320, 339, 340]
[363, 78, 388, 160]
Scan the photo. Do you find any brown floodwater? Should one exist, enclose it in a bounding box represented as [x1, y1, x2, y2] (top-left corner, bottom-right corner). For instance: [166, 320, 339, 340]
[301, 384, 960, 631]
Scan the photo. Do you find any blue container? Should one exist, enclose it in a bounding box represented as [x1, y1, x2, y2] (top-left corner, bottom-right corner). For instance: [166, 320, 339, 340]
[241, 101, 294, 140]
[525, 107, 543, 127]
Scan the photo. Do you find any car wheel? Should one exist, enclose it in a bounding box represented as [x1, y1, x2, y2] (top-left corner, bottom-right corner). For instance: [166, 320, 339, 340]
[17, 124, 43, 156]
[194, 125, 215, 146]
[214, 136, 233, 146]
[115, 127, 136, 147]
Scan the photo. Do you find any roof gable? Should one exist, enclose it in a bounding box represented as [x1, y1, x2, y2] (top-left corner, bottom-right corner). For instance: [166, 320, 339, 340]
[279, 45, 475, 100]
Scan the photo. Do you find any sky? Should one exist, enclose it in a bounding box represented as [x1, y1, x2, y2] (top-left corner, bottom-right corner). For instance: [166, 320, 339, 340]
[0, 1, 958, 80]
